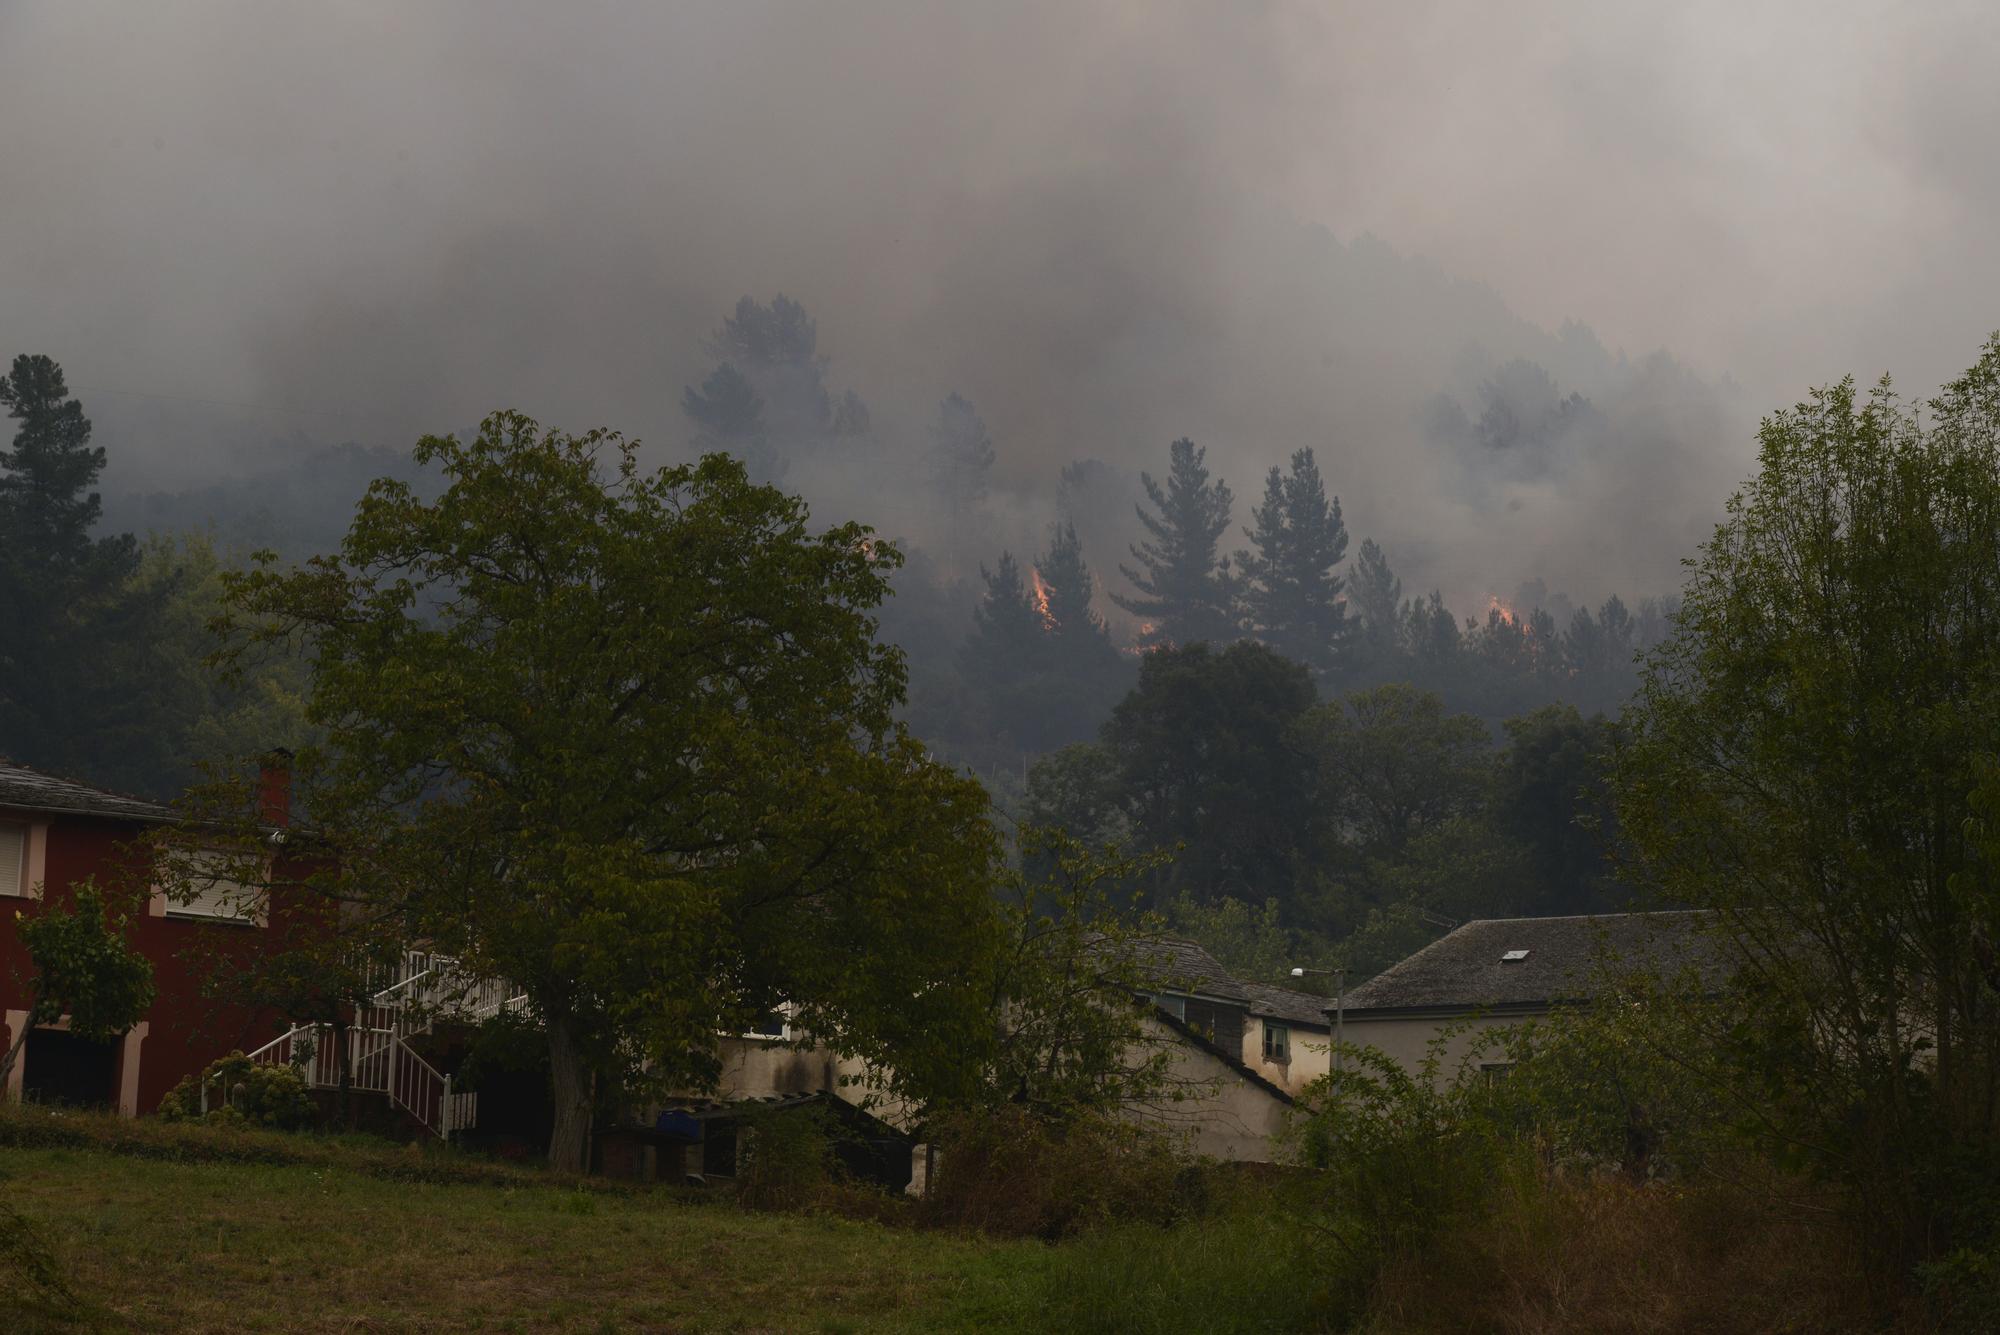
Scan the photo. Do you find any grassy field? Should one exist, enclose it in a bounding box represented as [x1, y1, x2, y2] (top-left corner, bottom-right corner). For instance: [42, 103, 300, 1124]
[0, 1105, 1318, 1334]
[2, 1106, 1883, 1333]
[0, 1111, 1073, 1334]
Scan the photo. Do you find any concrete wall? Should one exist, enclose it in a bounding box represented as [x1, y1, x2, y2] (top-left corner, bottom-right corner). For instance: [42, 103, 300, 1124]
[1240, 1016, 1331, 1097]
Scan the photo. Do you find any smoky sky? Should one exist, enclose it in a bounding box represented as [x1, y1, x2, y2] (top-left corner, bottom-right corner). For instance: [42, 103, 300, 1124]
[3, 2, 1995, 612]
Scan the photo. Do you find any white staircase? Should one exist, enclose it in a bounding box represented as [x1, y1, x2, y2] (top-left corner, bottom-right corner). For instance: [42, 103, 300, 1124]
[245, 951, 528, 1139]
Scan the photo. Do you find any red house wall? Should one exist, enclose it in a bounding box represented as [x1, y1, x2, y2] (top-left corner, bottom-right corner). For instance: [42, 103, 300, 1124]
[0, 812, 291, 1115]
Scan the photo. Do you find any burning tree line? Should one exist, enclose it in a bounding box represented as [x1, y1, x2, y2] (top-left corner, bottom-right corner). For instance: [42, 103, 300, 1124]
[673, 295, 1674, 774]
[906, 432, 1677, 772]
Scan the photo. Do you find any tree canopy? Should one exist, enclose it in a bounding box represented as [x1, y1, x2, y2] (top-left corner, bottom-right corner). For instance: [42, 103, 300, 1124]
[1101, 641, 1317, 906]
[0, 878, 155, 1091]
[221, 412, 1003, 1170]
[1237, 447, 1351, 674]
[0, 355, 164, 790]
[1618, 334, 2000, 1278]
[1113, 438, 1238, 649]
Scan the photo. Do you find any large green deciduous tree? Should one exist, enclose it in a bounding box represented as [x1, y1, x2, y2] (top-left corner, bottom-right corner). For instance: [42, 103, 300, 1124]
[1492, 704, 1621, 918]
[223, 412, 1002, 1171]
[1618, 335, 2000, 1282]
[1101, 641, 1316, 907]
[1295, 684, 1490, 860]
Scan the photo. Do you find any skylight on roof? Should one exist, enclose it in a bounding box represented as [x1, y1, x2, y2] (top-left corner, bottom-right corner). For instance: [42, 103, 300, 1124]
[1500, 949, 1531, 963]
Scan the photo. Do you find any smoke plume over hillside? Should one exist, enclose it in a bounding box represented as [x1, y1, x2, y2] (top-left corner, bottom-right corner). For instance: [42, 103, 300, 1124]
[5, 2, 1996, 614]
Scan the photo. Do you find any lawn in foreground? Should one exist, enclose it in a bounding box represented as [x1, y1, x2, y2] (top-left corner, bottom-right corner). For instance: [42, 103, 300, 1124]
[0, 1145, 1054, 1333]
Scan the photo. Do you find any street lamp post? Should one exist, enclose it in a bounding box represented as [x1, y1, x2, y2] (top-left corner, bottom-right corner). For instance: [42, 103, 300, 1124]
[1289, 964, 1347, 1076]
[1292, 963, 1349, 1202]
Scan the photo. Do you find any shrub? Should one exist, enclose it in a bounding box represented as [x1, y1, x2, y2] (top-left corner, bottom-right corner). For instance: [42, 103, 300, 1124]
[733, 1105, 838, 1212]
[1366, 1168, 1881, 1333]
[1287, 1028, 1888, 1331]
[917, 1106, 1203, 1239]
[156, 1051, 316, 1131]
[1285, 1039, 1522, 1322]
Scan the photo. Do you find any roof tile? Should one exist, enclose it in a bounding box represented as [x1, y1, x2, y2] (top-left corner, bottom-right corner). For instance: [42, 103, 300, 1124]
[1339, 911, 1724, 1013]
[0, 762, 173, 824]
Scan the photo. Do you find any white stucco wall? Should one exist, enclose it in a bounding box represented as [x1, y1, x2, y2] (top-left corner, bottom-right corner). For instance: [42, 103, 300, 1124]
[706, 1034, 918, 1127]
[1124, 1014, 1293, 1161]
[1337, 1011, 1536, 1082]
[1240, 1017, 1331, 1097]
[707, 1020, 1294, 1162]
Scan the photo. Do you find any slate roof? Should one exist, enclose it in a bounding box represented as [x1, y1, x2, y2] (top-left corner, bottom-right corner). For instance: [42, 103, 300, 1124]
[0, 761, 173, 824]
[1239, 980, 1333, 1028]
[1338, 911, 1722, 1016]
[1131, 936, 1250, 1002]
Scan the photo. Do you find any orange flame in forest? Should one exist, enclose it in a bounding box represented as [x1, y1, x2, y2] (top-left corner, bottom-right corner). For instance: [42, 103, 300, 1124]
[1121, 620, 1163, 655]
[1029, 568, 1057, 631]
[1487, 595, 1519, 628]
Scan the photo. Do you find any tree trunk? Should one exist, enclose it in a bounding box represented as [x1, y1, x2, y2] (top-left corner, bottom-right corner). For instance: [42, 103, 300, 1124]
[0, 1007, 34, 1092]
[546, 1011, 594, 1174]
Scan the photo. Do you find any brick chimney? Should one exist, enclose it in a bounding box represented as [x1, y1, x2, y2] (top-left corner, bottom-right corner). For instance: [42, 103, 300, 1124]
[258, 748, 294, 828]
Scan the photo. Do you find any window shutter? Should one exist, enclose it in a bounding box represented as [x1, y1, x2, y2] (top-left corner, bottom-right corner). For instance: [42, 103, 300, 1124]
[170, 850, 263, 921]
[0, 824, 24, 897]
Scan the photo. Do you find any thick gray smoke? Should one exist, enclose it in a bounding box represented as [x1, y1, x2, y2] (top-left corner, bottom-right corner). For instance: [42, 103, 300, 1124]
[3, 2, 1994, 617]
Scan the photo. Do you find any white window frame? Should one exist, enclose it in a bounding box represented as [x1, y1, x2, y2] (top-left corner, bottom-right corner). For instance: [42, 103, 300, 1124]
[1263, 1020, 1291, 1064]
[739, 1002, 793, 1042]
[0, 822, 27, 898]
[158, 849, 267, 925]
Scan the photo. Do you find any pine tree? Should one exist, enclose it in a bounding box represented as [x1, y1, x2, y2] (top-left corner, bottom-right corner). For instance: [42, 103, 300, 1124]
[1036, 520, 1103, 641]
[684, 295, 867, 482]
[1341, 537, 1404, 685]
[681, 363, 770, 473]
[0, 356, 126, 574]
[960, 552, 1044, 700]
[926, 392, 995, 534]
[1236, 447, 1350, 673]
[1112, 438, 1237, 649]
[1402, 591, 1461, 677]
[1349, 539, 1402, 641]
[1033, 521, 1127, 749]
[0, 355, 156, 788]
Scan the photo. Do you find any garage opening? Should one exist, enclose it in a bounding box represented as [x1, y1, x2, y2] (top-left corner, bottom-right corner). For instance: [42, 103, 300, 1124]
[22, 1029, 118, 1109]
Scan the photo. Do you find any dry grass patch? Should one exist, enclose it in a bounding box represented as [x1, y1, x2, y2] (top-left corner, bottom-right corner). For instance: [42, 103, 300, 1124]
[1365, 1167, 1896, 1334]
